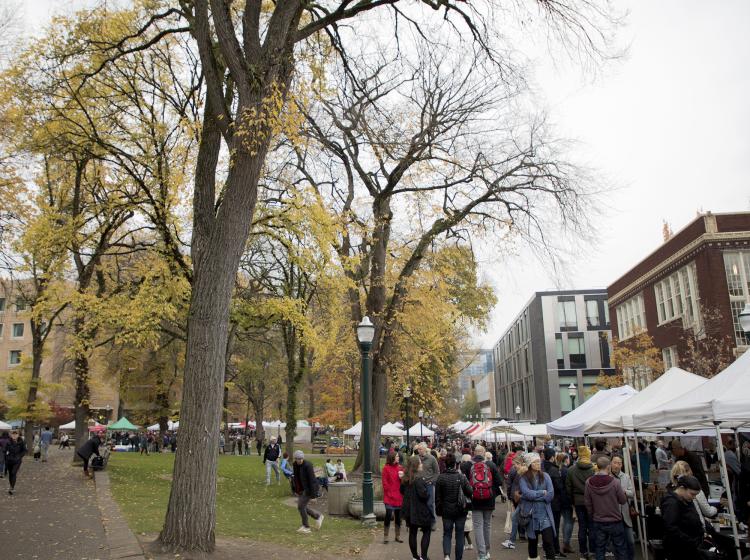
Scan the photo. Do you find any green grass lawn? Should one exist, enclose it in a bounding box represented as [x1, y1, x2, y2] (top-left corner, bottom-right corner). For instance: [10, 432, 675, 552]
[107, 452, 373, 555]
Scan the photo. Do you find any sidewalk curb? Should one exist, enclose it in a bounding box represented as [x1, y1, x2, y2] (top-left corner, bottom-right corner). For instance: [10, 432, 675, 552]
[95, 470, 148, 560]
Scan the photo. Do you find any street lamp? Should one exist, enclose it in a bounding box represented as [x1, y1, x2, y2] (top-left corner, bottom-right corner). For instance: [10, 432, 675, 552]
[356, 316, 376, 526]
[403, 385, 411, 452]
[418, 409, 424, 441]
[515, 405, 521, 423]
[568, 382, 577, 411]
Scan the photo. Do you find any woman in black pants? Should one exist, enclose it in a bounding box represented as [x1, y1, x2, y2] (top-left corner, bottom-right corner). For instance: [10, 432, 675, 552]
[401, 455, 433, 560]
[5, 431, 27, 495]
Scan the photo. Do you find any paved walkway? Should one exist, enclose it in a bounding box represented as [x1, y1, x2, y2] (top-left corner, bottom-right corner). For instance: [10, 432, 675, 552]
[0, 446, 109, 559]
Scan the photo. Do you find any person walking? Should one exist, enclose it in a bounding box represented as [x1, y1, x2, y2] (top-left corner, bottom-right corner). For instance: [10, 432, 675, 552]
[402, 455, 432, 560]
[542, 447, 564, 557]
[0, 430, 9, 478]
[436, 452, 473, 560]
[139, 432, 149, 455]
[263, 436, 282, 485]
[670, 440, 709, 496]
[4, 431, 27, 495]
[291, 450, 323, 534]
[584, 457, 627, 560]
[556, 452, 575, 555]
[417, 442, 440, 530]
[502, 451, 528, 550]
[460, 453, 474, 551]
[40, 426, 54, 462]
[660, 475, 704, 560]
[655, 440, 671, 471]
[466, 444, 496, 560]
[566, 445, 595, 559]
[76, 433, 101, 478]
[610, 456, 635, 560]
[518, 452, 557, 560]
[382, 450, 405, 544]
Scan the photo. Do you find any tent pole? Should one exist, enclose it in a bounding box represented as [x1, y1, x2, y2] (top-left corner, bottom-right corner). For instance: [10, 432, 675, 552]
[623, 433, 646, 559]
[633, 430, 649, 560]
[714, 423, 742, 560]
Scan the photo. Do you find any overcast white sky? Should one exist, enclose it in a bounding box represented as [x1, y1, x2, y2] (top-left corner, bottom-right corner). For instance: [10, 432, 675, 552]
[19, 0, 750, 348]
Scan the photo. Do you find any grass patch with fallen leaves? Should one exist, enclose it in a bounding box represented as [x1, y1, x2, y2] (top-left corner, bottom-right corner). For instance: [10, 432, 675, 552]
[108, 452, 373, 555]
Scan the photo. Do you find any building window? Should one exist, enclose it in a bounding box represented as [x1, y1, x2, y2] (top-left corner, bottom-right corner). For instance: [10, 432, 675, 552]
[603, 301, 610, 325]
[586, 300, 600, 328]
[723, 251, 750, 346]
[555, 335, 564, 369]
[568, 334, 586, 369]
[0, 298, 5, 312]
[15, 298, 26, 312]
[662, 346, 678, 369]
[615, 293, 646, 340]
[599, 332, 611, 368]
[12, 323, 24, 338]
[654, 262, 700, 328]
[0, 324, 3, 338]
[9, 350, 21, 366]
[558, 299, 577, 330]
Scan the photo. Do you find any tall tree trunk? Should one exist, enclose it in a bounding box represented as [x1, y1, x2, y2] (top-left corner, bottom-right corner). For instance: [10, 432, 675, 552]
[23, 322, 44, 450]
[73, 353, 91, 463]
[159, 112, 266, 552]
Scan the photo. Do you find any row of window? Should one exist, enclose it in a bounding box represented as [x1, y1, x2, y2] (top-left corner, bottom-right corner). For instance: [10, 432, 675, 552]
[554, 331, 611, 370]
[725, 251, 750, 346]
[557, 298, 610, 332]
[0, 323, 25, 338]
[654, 262, 700, 328]
[7, 350, 21, 365]
[0, 297, 27, 313]
[615, 293, 646, 340]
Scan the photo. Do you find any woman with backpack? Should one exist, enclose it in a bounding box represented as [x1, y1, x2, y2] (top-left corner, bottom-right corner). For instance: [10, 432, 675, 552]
[436, 452, 473, 560]
[464, 444, 499, 560]
[518, 452, 556, 560]
[402, 455, 432, 560]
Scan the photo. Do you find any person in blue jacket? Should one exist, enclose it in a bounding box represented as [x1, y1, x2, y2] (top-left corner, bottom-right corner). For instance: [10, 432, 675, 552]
[519, 452, 556, 560]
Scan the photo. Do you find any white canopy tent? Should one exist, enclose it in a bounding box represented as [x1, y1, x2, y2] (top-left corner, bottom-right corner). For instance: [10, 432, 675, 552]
[408, 422, 435, 437]
[343, 421, 361, 436]
[513, 423, 549, 437]
[0, 420, 11, 430]
[381, 422, 406, 437]
[634, 349, 750, 431]
[449, 421, 473, 432]
[546, 385, 638, 437]
[585, 367, 707, 434]
[147, 421, 180, 432]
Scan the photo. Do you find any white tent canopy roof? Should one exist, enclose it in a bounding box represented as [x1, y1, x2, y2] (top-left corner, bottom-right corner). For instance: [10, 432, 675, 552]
[585, 367, 707, 434]
[147, 421, 180, 432]
[0, 420, 10, 430]
[634, 350, 750, 431]
[514, 423, 549, 437]
[546, 385, 638, 437]
[343, 421, 407, 437]
[408, 422, 435, 436]
[343, 421, 361, 436]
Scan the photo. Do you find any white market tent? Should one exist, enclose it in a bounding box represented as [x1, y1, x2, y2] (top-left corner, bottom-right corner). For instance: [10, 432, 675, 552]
[449, 421, 473, 432]
[59, 420, 76, 430]
[0, 420, 11, 430]
[585, 367, 707, 434]
[546, 385, 638, 437]
[513, 423, 549, 437]
[634, 349, 750, 431]
[343, 421, 362, 436]
[147, 421, 180, 432]
[381, 422, 406, 437]
[408, 421, 435, 437]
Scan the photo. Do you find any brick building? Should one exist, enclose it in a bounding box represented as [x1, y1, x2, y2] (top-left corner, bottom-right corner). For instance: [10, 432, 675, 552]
[608, 212, 750, 387]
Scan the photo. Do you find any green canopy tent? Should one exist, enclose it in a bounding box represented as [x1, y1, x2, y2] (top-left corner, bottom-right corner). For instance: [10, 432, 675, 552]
[107, 417, 139, 431]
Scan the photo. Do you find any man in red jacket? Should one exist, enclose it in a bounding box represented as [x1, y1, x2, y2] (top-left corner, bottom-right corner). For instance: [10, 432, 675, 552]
[584, 457, 627, 560]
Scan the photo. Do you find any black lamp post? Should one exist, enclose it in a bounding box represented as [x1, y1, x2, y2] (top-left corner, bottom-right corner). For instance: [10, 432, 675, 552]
[569, 382, 577, 411]
[403, 385, 411, 452]
[357, 316, 376, 526]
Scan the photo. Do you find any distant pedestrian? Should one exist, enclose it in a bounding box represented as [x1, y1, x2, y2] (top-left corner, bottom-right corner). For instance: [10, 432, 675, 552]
[263, 436, 282, 485]
[4, 431, 27, 495]
[436, 452, 472, 560]
[542, 447, 564, 557]
[58, 433, 69, 449]
[611, 456, 635, 560]
[584, 456, 627, 560]
[256, 437, 263, 456]
[32, 433, 41, 461]
[76, 434, 101, 478]
[467, 444, 497, 560]
[139, 432, 149, 455]
[0, 431, 9, 478]
[382, 450, 405, 544]
[40, 426, 54, 462]
[402, 455, 432, 560]
[416, 442, 439, 529]
[556, 452, 575, 554]
[292, 450, 323, 534]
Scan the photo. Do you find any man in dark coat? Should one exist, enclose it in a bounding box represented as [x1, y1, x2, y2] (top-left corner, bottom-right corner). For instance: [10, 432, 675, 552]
[292, 450, 323, 534]
[76, 434, 101, 478]
[5, 431, 27, 494]
[671, 440, 709, 496]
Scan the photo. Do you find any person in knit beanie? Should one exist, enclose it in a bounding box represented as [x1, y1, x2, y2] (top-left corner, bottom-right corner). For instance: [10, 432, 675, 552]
[566, 445, 595, 557]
